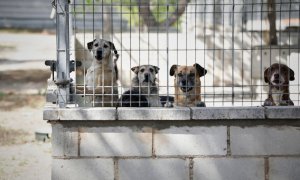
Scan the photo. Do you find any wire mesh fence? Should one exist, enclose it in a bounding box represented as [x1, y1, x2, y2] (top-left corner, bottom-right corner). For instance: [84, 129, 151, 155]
[50, 0, 300, 107]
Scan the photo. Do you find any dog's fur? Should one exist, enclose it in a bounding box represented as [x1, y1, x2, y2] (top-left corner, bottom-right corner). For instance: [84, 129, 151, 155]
[170, 63, 207, 107]
[77, 38, 119, 107]
[119, 65, 161, 107]
[264, 63, 295, 106]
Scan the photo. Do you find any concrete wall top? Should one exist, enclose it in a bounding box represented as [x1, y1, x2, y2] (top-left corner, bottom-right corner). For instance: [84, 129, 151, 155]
[43, 106, 300, 121]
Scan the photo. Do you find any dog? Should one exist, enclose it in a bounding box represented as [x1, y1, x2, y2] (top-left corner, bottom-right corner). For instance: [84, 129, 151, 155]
[118, 65, 161, 107]
[77, 38, 119, 107]
[170, 63, 207, 107]
[263, 63, 295, 106]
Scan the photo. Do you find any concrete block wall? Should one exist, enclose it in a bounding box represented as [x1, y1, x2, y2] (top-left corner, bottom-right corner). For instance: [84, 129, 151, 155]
[44, 107, 300, 180]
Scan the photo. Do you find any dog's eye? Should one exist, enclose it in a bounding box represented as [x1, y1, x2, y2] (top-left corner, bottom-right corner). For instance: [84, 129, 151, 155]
[94, 43, 99, 47]
[149, 68, 154, 73]
[103, 44, 108, 48]
[140, 69, 145, 73]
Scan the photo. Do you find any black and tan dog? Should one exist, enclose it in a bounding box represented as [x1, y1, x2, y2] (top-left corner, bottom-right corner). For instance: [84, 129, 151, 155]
[170, 63, 207, 107]
[118, 65, 161, 107]
[77, 38, 119, 107]
[264, 63, 295, 106]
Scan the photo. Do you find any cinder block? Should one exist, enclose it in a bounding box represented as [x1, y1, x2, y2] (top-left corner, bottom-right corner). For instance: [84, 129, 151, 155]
[265, 106, 300, 119]
[52, 124, 78, 157]
[43, 107, 59, 120]
[80, 126, 152, 156]
[191, 107, 265, 120]
[231, 126, 300, 155]
[193, 158, 264, 180]
[154, 126, 227, 156]
[59, 107, 116, 120]
[117, 107, 191, 120]
[119, 159, 189, 180]
[269, 158, 300, 180]
[52, 158, 114, 180]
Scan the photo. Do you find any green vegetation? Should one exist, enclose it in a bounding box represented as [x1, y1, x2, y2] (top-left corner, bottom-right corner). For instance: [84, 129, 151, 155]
[81, 0, 188, 29]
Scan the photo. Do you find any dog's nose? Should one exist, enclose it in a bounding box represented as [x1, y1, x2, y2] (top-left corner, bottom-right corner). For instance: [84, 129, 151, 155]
[274, 73, 279, 79]
[96, 50, 103, 60]
[144, 73, 149, 81]
[181, 80, 187, 86]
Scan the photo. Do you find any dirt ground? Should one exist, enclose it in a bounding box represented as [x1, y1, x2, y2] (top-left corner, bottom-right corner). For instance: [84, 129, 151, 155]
[0, 31, 54, 180]
[0, 96, 52, 180]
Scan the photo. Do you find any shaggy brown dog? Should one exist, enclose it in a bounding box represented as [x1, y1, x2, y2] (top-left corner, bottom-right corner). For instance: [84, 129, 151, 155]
[119, 65, 161, 107]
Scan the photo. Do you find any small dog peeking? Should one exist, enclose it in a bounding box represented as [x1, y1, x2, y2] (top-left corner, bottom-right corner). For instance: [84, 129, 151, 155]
[118, 65, 161, 107]
[264, 63, 295, 106]
[170, 63, 207, 107]
[77, 38, 119, 107]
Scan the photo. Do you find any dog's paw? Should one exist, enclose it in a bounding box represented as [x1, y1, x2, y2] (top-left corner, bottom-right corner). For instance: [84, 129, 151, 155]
[279, 100, 294, 106]
[263, 100, 274, 106]
[286, 99, 294, 106]
[196, 102, 206, 107]
[164, 101, 174, 108]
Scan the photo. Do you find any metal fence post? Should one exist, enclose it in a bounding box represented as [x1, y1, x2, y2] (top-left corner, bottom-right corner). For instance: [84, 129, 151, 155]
[56, 0, 70, 107]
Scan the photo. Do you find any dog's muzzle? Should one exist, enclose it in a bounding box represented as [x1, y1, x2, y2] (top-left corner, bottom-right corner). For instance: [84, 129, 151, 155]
[144, 73, 150, 82]
[95, 50, 103, 60]
[272, 79, 281, 84]
[179, 80, 194, 92]
[272, 73, 282, 84]
[180, 86, 193, 92]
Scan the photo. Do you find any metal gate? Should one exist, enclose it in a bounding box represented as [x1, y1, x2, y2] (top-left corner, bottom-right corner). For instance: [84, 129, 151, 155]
[47, 0, 300, 108]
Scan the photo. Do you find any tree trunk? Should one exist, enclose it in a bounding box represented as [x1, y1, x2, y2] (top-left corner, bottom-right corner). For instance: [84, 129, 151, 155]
[138, 0, 159, 27]
[138, 0, 191, 28]
[103, 6, 112, 39]
[267, 0, 278, 45]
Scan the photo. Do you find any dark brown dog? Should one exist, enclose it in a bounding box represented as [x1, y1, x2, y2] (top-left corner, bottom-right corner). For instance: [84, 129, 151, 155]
[170, 63, 207, 107]
[264, 63, 295, 106]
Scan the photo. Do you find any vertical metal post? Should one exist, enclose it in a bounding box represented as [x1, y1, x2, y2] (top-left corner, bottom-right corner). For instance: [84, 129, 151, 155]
[56, 0, 70, 107]
[231, 0, 235, 105]
[166, 0, 169, 105]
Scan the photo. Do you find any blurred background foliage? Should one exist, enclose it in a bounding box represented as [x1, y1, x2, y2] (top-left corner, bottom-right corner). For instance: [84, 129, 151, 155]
[84, 0, 189, 28]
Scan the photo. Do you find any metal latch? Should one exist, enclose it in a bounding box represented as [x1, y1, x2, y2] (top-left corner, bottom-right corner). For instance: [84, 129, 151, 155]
[45, 60, 82, 82]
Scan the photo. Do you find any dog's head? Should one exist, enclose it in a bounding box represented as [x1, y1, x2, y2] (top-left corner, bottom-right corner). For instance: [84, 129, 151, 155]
[264, 63, 295, 86]
[87, 38, 119, 62]
[170, 63, 207, 92]
[131, 65, 160, 84]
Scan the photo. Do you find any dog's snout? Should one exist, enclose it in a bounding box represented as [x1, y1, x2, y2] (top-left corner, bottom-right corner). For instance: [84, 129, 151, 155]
[144, 73, 149, 81]
[181, 80, 187, 86]
[274, 73, 280, 79]
[96, 50, 103, 60]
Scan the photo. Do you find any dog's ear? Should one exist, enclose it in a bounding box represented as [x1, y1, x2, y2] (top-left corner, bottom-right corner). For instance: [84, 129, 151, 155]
[87, 40, 95, 51]
[109, 41, 119, 61]
[289, 67, 295, 81]
[154, 66, 160, 74]
[109, 41, 118, 55]
[170, 65, 178, 76]
[264, 67, 270, 83]
[131, 66, 140, 74]
[194, 63, 207, 77]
